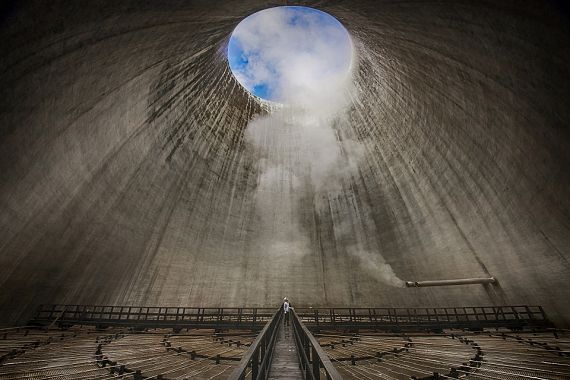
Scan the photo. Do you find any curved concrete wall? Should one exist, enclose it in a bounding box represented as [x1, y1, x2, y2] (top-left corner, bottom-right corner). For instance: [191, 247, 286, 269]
[0, 1, 568, 326]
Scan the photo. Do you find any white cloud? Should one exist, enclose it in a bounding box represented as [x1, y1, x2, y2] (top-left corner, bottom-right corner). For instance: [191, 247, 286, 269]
[229, 6, 353, 104]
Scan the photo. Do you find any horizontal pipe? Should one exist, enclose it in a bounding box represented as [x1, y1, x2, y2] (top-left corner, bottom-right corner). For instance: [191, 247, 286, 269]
[405, 277, 496, 287]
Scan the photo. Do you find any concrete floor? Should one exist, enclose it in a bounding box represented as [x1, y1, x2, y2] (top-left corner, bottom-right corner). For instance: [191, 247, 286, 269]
[0, 1, 568, 326]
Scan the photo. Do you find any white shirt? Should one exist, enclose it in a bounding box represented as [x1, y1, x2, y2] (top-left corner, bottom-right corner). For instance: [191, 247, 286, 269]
[283, 301, 290, 313]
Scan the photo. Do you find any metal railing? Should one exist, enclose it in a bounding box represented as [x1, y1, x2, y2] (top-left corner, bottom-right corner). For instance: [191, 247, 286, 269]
[30, 304, 551, 331]
[31, 305, 276, 329]
[291, 309, 343, 380]
[228, 307, 283, 380]
[294, 305, 550, 331]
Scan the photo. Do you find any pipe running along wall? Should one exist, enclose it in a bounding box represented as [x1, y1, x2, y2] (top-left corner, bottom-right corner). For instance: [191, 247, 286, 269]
[405, 278, 496, 288]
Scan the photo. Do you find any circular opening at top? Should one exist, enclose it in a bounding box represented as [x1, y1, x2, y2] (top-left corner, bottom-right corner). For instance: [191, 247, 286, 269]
[227, 6, 353, 103]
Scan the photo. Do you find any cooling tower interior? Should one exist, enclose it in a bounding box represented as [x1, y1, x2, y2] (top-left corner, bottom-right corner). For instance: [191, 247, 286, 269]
[0, 0, 569, 328]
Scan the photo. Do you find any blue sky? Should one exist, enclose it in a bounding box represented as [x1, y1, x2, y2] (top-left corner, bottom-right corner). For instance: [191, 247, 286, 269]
[227, 6, 353, 102]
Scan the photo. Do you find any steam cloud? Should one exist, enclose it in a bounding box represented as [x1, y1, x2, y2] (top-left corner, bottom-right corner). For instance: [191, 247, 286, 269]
[233, 7, 404, 287]
[347, 246, 406, 288]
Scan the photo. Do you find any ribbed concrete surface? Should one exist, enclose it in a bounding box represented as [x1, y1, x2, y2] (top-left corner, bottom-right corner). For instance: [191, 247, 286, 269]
[0, 1, 568, 326]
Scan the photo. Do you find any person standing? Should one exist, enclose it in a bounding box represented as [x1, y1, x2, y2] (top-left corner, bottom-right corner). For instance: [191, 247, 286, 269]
[283, 297, 290, 325]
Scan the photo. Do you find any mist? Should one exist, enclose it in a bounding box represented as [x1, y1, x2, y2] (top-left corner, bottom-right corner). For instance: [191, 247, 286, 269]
[231, 6, 404, 287]
[347, 246, 406, 288]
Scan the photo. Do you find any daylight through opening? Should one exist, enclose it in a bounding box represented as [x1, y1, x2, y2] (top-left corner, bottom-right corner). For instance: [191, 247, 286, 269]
[227, 6, 353, 103]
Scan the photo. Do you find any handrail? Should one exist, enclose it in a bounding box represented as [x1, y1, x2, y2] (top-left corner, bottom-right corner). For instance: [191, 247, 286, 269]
[31, 305, 277, 329]
[291, 309, 343, 380]
[0, 326, 38, 332]
[293, 305, 550, 330]
[29, 304, 551, 331]
[228, 307, 283, 380]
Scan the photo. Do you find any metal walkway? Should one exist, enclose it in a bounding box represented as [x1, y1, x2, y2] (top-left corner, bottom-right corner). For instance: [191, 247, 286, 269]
[267, 320, 303, 379]
[229, 308, 341, 380]
[31, 304, 551, 331]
